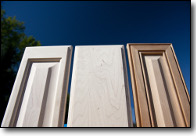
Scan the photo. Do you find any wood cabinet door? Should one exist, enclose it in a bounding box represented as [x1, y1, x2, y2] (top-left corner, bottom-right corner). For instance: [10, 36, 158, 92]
[127, 43, 190, 127]
[1, 46, 72, 127]
[67, 45, 132, 127]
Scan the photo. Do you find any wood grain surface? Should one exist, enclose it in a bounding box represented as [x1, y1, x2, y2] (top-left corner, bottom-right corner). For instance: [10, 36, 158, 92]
[127, 43, 190, 127]
[1, 46, 72, 127]
[67, 45, 132, 127]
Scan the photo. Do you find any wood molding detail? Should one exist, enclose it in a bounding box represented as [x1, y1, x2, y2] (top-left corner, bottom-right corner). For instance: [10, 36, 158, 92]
[126, 43, 190, 127]
[67, 45, 132, 127]
[1, 46, 72, 127]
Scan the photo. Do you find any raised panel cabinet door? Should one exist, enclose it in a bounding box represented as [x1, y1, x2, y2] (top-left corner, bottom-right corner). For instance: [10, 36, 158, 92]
[127, 43, 190, 127]
[67, 45, 132, 127]
[1, 46, 72, 127]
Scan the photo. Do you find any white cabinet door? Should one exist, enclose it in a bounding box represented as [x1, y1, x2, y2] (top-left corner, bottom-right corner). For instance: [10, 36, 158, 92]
[67, 45, 132, 127]
[1, 46, 72, 127]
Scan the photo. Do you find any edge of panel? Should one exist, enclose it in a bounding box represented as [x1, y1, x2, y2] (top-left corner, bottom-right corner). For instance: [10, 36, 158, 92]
[169, 44, 190, 102]
[57, 45, 73, 127]
[126, 44, 141, 127]
[120, 45, 133, 127]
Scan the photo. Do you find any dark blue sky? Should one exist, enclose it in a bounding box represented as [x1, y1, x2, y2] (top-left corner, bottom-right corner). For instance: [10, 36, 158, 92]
[2, 1, 190, 124]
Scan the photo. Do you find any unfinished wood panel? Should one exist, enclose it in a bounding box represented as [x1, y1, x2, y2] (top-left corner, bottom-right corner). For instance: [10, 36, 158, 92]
[127, 43, 190, 127]
[67, 45, 132, 127]
[1, 46, 72, 127]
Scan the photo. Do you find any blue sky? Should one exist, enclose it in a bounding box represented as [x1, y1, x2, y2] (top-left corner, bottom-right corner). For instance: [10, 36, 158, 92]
[2, 1, 190, 124]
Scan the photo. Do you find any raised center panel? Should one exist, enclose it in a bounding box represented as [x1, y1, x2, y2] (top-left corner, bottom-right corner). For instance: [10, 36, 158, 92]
[142, 54, 184, 127]
[16, 61, 59, 127]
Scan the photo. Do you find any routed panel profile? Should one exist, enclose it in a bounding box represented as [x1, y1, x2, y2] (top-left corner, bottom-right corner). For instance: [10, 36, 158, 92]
[1, 46, 72, 127]
[67, 45, 132, 127]
[127, 43, 190, 127]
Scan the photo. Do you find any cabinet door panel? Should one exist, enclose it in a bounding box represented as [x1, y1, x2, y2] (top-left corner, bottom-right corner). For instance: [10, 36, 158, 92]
[1, 46, 72, 127]
[127, 43, 190, 127]
[67, 45, 132, 127]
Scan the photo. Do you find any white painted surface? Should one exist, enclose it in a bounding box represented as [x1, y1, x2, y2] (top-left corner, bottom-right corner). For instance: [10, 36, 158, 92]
[1, 46, 72, 127]
[67, 45, 132, 127]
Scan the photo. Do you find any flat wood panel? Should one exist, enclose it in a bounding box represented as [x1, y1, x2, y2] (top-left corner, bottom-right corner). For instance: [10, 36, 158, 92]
[67, 45, 132, 127]
[127, 43, 190, 127]
[1, 46, 72, 127]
